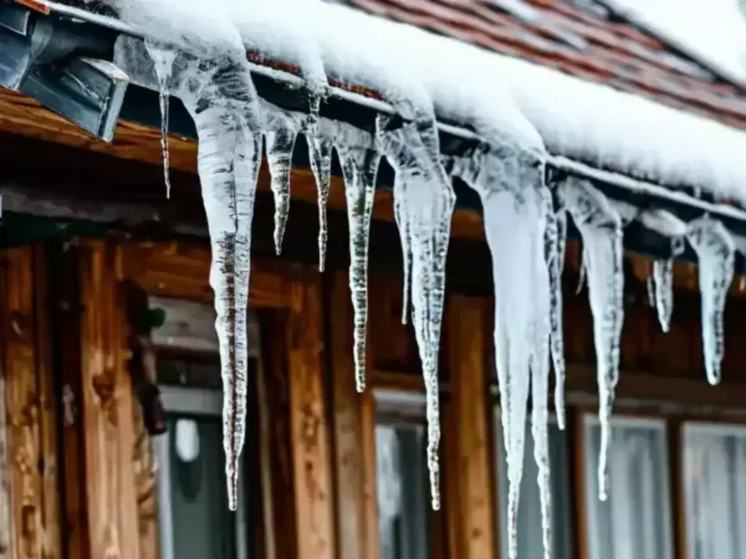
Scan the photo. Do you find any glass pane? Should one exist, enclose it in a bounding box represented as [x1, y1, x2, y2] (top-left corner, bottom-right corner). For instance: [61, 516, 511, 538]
[683, 424, 746, 559]
[159, 415, 241, 559]
[495, 416, 573, 559]
[376, 424, 429, 559]
[584, 418, 673, 559]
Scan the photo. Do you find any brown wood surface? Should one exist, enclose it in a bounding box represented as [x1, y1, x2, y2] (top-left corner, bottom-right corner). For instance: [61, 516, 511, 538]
[0, 247, 62, 559]
[286, 274, 336, 559]
[328, 272, 380, 559]
[76, 240, 141, 559]
[444, 295, 496, 559]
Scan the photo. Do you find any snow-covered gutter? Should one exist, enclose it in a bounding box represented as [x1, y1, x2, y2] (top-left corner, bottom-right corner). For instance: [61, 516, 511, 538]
[10, 2, 746, 558]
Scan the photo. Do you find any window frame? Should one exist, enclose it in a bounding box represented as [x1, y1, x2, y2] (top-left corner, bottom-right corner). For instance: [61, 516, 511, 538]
[154, 384, 251, 559]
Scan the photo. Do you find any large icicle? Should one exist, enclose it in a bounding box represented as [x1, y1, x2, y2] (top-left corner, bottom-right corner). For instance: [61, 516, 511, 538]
[377, 115, 455, 512]
[263, 103, 302, 255]
[687, 217, 735, 385]
[457, 145, 552, 559]
[144, 40, 177, 198]
[336, 136, 380, 394]
[560, 177, 624, 503]
[158, 49, 262, 511]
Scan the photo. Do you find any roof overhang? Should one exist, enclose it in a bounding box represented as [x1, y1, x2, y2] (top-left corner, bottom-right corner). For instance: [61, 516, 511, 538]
[2, 0, 746, 270]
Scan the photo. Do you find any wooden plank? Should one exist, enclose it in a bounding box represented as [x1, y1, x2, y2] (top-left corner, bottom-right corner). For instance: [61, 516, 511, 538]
[77, 240, 141, 559]
[132, 405, 159, 559]
[0, 247, 62, 559]
[286, 274, 336, 559]
[444, 294, 496, 559]
[328, 272, 380, 559]
[121, 242, 291, 309]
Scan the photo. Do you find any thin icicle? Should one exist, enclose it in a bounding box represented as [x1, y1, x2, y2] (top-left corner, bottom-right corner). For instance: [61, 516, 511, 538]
[652, 259, 674, 333]
[576, 249, 587, 295]
[338, 143, 380, 394]
[687, 217, 735, 385]
[560, 177, 624, 503]
[308, 135, 333, 271]
[170, 51, 263, 511]
[145, 40, 177, 199]
[377, 115, 455, 511]
[543, 191, 567, 431]
[263, 105, 301, 255]
[393, 182, 412, 325]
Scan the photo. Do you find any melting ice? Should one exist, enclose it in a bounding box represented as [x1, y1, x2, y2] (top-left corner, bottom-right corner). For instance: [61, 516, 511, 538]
[687, 217, 735, 385]
[560, 177, 624, 502]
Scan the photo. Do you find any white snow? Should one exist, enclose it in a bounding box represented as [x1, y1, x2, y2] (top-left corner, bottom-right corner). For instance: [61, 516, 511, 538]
[603, 0, 746, 85]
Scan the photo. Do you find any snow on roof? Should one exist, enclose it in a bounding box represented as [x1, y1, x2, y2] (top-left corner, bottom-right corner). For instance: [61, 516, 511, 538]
[36, 0, 746, 206]
[601, 0, 746, 86]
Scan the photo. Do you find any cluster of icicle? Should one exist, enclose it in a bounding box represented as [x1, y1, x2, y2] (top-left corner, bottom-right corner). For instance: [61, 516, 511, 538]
[115, 30, 738, 559]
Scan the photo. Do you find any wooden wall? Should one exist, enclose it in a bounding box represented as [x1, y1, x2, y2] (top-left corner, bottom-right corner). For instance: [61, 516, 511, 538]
[2, 232, 746, 559]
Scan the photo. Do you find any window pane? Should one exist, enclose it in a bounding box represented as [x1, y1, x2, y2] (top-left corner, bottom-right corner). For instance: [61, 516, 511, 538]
[495, 414, 573, 559]
[376, 424, 429, 559]
[683, 424, 746, 559]
[157, 415, 247, 559]
[584, 417, 673, 559]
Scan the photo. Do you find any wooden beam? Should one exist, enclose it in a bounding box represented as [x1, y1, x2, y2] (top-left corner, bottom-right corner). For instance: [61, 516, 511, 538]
[328, 271, 380, 559]
[444, 294, 496, 559]
[286, 273, 336, 559]
[0, 246, 62, 559]
[70, 240, 140, 559]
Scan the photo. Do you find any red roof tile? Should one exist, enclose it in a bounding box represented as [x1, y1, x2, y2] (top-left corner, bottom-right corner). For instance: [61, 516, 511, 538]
[343, 0, 746, 129]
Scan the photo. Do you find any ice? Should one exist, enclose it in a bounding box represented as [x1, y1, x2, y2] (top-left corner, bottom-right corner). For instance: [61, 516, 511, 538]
[639, 209, 687, 333]
[456, 143, 552, 559]
[129, 42, 264, 511]
[560, 177, 624, 502]
[308, 135, 333, 271]
[377, 114, 455, 511]
[687, 217, 735, 385]
[145, 40, 177, 198]
[544, 191, 567, 431]
[335, 135, 380, 394]
[262, 103, 302, 254]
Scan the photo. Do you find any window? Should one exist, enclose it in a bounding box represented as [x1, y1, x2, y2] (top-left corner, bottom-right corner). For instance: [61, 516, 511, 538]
[155, 384, 252, 559]
[375, 389, 430, 559]
[494, 410, 573, 559]
[584, 416, 673, 559]
[149, 297, 260, 559]
[683, 423, 746, 559]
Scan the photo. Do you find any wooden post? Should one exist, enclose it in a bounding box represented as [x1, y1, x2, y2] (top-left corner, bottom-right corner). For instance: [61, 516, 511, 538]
[328, 271, 380, 559]
[0, 246, 62, 559]
[445, 294, 496, 559]
[286, 273, 336, 559]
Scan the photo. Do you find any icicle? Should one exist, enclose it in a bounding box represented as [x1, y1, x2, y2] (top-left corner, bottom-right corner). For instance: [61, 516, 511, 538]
[263, 105, 301, 255]
[687, 217, 735, 385]
[543, 191, 567, 431]
[560, 177, 624, 503]
[377, 115, 455, 511]
[394, 175, 412, 325]
[337, 143, 380, 394]
[303, 91, 333, 272]
[652, 259, 674, 332]
[308, 135, 333, 271]
[171, 51, 263, 511]
[458, 144, 551, 558]
[145, 40, 177, 199]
